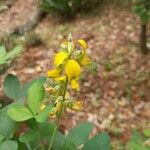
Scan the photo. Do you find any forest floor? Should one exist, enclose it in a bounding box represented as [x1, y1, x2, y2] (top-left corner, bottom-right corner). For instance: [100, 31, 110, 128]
[0, 1, 150, 149]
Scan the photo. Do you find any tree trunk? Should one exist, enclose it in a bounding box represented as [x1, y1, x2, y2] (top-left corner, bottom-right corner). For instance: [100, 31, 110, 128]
[140, 23, 148, 54]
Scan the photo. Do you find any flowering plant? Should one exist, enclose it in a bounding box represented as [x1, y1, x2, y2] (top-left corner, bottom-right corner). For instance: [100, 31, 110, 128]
[0, 35, 110, 150]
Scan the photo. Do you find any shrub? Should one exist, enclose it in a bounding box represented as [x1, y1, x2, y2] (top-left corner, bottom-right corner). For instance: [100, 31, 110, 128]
[133, 0, 150, 54]
[41, 0, 101, 18]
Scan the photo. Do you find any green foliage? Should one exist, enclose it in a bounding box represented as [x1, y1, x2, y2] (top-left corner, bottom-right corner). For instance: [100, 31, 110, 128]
[133, 0, 150, 24]
[35, 104, 53, 123]
[41, 0, 101, 18]
[27, 81, 45, 115]
[83, 132, 110, 150]
[0, 45, 22, 74]
[0, 139, 18, 150]
[7, 105, 34, 121]
[66, 122, 93, 146]
[0, 107, 17, 138]
[3, 74, 46, 103]
[19, 130, 39, 143]
[49, 122, 110, 150]
[4, 74, 20, 101]
[127, 131, 150, 150]
[143, 129, 150, 137]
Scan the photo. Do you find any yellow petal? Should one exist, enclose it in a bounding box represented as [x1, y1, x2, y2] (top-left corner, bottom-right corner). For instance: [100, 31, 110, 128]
[54, 52, 69, 67]
[55, 76, 66, 82]
[47, 69, 60, 78]
[71, 101, 83, 111]
[71, 79, 80, 90]
[65, 59, 81, 79]
[78, 53, 91, 66]
[78, 39, 87, 50]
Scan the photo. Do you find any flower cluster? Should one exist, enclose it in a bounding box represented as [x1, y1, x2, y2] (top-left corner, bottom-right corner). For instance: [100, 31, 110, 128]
[44, 34, 91, 117]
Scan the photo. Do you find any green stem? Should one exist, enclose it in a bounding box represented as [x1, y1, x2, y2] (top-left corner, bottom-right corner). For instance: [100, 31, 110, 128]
[48, 125, 57, 150]
[26, 143, 32, 150]
[63, 77, 68, 102]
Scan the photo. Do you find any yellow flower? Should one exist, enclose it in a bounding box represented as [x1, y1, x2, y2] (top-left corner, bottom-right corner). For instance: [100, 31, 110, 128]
[55, 76, 66, 82]
[65, 59, 81, 80]
[71, 101, 83, 111]
[78, 39, 87, 50]
[49, 101, 63, 118]
[78, 53, 91, 66]
[71, 79, 80, 90]
[54, 52, 69, 67]
[55, 101, 63, 112]
[47, 68, 60, 78]
[65, 59, 81, 90]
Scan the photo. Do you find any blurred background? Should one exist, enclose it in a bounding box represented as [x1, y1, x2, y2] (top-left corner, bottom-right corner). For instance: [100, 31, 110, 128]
[0, 0, 150, 149]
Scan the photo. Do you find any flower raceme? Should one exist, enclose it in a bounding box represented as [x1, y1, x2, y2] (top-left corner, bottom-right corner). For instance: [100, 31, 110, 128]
[46, 34, 91, 117]
[47, 36, 91, 90]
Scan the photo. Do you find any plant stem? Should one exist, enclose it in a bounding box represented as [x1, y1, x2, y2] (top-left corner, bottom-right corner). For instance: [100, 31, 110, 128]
[63, 77, 68, 102]
[48, 125, 57, 150]
[48, 77, 68, 150]
[26, 143, 32, 150]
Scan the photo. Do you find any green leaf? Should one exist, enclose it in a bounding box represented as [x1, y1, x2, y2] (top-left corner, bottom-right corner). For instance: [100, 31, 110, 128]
[5, 45, 22, 60]
[61, 142, 76, 150]
[20, 76, 46, 98]
[0, 46, 6, 64]
[0, 107, 17, 138]
[83, 132, 110, 150]
[143, 129, 150, 137]
[7, 105, 34, 121]
[19, 130, 39, 143]
[66, 122, 93, 146]
[4, 74, 20, 101]
[0, 140, 18, 150]
[38, 122, 56, 137]
[26, 118, 38, 130]
[36, 104, 53, 123]
[27, 81, 45, 115]
[52, 131, 65, 150]
[0, 133, 5, 142]
[127, 131, 149, 150]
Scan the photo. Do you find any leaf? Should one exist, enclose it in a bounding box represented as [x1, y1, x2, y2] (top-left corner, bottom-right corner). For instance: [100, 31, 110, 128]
[0, 107, 17, 138]
[19, 130, 39, 143]
[127, 131, 149, 150]
[4, 74, 20, 101]
[0, 133, 5, 142]
[38, 122, 56, 137]
[5, 45, 22, 60]
[20, 76, 46, 98]
[0, 46, 6, 64]
[52, 131, 65, 150]
[83, 132, 110, 150]
[66, 122, 93, 146]
[61, 142, 76, 150]
[36, 104, 53, 123]
[0, 140, 18, 150]
[143, 129, 150, 137]
[27, 81, 45, 115]
[7, 105, 34, 121]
